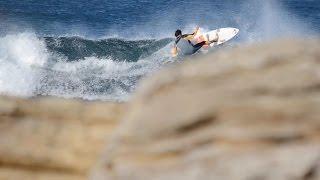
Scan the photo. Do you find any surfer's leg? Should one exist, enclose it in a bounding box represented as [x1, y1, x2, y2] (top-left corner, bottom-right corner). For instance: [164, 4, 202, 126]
[193, 41, 206, 49]
[192, 41, 206, 53]
[207, 29, 220, 43]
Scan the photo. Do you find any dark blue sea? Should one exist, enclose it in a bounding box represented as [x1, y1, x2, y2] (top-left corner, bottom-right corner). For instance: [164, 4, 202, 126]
[0, 0, 319, 101]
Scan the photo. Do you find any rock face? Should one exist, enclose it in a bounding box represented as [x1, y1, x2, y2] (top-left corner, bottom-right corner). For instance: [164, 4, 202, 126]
[1, 39, 319, 180]
[0, 97, 124, 180]
[93, 39, 320, 180]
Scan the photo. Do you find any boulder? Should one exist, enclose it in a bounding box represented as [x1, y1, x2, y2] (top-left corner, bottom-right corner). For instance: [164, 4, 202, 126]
[93, 39, 320, 180]
[0, 97, 124, 180]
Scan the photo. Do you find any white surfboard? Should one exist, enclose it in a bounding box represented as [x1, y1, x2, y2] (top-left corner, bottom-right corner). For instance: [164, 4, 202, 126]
[194, 27, 239, 47]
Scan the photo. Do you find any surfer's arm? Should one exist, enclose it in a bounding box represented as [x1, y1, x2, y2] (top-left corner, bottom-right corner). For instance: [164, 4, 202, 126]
[171, 44, 178, 57]
[183, 27, 200, 40]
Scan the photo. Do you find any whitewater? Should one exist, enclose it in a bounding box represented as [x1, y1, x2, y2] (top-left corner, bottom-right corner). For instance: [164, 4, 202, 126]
[0, 0, 318, 101]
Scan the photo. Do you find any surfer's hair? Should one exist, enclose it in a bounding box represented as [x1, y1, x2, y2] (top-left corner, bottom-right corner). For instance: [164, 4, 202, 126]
[175, 29, 182, 37]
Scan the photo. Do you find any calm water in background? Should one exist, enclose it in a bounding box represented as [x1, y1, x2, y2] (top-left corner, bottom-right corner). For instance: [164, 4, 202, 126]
[0, 0, 319, 101]
[1, 0, 319, 37]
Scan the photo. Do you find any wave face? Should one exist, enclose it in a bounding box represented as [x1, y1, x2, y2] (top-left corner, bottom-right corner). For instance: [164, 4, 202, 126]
[44, 37, 173, 62]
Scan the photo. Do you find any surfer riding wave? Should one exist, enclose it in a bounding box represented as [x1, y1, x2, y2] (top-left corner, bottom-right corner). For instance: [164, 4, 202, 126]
[171, 27, 219, 57]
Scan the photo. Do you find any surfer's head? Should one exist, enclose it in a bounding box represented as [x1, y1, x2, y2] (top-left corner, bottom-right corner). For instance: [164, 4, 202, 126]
[175, 29, 182, 37]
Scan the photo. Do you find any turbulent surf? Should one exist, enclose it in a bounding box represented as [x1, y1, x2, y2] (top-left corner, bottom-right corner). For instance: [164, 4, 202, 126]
[0, 33, 174, 100]
[0, 0, 319, 101]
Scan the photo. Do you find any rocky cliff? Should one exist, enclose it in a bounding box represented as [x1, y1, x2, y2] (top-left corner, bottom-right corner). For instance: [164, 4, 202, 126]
[1, 39, 320, 180]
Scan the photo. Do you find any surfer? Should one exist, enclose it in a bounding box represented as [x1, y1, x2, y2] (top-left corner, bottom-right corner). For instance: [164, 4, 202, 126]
[171, 27, 218, 57]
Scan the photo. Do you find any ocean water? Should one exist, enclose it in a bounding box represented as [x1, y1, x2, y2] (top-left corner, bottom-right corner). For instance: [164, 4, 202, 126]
[0, 0, 319, 101]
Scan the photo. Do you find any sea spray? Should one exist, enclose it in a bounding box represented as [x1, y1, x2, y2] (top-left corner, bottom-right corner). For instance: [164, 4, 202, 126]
[0, 33, 48, 96]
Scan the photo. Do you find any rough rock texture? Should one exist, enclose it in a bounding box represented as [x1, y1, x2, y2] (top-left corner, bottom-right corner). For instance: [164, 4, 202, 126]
[93, 39, 320, 180]
[1, 39, 319, 180]
[0, 97, 124, 180]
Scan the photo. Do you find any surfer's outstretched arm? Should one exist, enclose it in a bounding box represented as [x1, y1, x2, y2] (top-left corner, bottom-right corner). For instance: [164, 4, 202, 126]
[183, 27, 200, 40]
[171, 45, 178, 57]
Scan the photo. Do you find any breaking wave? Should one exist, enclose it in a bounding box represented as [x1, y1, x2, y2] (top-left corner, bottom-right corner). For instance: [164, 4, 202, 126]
[0, 33, 174, 101]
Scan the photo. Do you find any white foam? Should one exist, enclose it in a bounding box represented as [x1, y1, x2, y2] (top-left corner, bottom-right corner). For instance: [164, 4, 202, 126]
[0, 32, 48, 96]
[43, 56, 157, 101]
